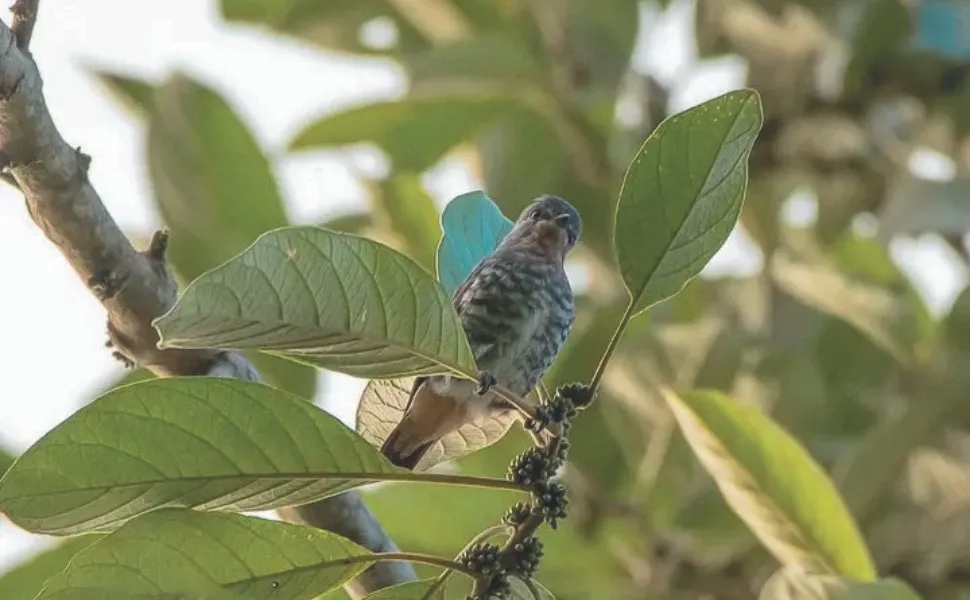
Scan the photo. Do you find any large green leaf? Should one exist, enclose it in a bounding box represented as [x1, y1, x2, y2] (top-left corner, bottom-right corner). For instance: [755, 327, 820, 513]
[289, 95, 517, 172]
[35, 509, 371, 600]
[359, 579, 440, 600]
[662, 389, 876, 580]
[759, 568, 922, 600]
[154, 226, 477, 380]
[0, 378, 403, 535]
[147, 72, 290, 281]
[613, 89, 763, 316]
[356, 378, 517, 471]
[0, 536, 102, 599]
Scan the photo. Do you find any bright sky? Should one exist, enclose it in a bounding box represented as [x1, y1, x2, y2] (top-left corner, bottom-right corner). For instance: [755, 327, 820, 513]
[0, 0, 965, 576]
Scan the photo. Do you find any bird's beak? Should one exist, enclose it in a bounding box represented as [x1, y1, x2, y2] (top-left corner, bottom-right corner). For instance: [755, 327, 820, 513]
[553, 213, 570, 227]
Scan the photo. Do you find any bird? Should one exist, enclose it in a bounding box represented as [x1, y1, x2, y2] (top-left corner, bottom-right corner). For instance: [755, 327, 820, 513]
[381, 194, 582, 470]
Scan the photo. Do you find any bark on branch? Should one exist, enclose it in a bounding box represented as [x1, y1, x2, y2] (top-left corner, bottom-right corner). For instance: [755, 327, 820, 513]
[0, 8, 414, 597]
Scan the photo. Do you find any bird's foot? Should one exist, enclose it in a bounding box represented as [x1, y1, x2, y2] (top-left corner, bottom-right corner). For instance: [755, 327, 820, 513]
[475, 370, 497, 396]
[524, 405, 551, 433]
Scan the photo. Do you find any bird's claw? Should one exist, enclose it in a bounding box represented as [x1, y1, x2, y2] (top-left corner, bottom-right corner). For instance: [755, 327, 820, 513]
[524, 405, 551, 433]
[475, 371, 497, 396]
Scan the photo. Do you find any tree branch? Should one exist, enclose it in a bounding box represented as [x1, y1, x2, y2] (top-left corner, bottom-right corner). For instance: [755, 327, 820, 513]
[0, 11, 414, 598]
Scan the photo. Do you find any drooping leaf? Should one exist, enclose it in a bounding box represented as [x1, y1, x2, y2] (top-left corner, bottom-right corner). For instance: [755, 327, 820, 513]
[0, 536, 102, 599]
[90, 70, 155, 115]
[154, 226, 477, 380]
[370, 173, 441, 271]
[147, 72, 290, 282]
[436, 191, 514, 295]
[662, 389, 876, 580]
[771, 249, 926, 364]
[0, 378, 403, 534]
[355, 377, 517, 471]
[613, 89, 763, 317]
[35, 509, 371, 600]
[759, 568, 922, 600]
[289, 96, 518, 172]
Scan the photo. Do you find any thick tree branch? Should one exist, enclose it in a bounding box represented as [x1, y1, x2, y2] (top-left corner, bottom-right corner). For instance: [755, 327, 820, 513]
[0, 12, 414, 598]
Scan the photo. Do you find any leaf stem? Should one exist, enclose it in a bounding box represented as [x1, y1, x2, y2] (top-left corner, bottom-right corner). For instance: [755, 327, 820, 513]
[384, 472, 529, 493]
[587, 302, 637, 397]
[331, 551, 481, 579]
[423, 524, 511, 600]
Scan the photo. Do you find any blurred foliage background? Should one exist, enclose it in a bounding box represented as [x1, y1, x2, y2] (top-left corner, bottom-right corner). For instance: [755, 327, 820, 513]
[6, 0, 970, 599]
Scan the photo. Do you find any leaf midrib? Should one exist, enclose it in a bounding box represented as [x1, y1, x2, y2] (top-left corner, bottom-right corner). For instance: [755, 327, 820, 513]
[626, 96, 754, 303]
[672, 398, 843, 576]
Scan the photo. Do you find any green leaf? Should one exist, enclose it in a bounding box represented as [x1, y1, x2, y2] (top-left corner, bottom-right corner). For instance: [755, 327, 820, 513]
[289, 95, 517, 172]
[0, 377, 402, 534]
[405, 34, 545, 89]
[370, 173, 441, 271]
[147, 72, 290, 281]
[662, 389, 876, 580]
[0, 536, 102, 599]
[356, 377, 517, 471]
[0, 444, 14, 476]
[613, 89, 763, 316]
[247, 352, 319, 400]
[771, 248, 926, 364]
[154, 226, 477, 380]
[90, 70, 155, 116]
[359, 579, 441, 599]
[35, 509, 372, 600]
[436, 191, 514, 295]
[219, 0, 431, 56]
[759, 568, 922, 600]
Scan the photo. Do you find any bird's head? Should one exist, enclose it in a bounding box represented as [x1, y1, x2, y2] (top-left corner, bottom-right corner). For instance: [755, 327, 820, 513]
[504, 195, 582, 261]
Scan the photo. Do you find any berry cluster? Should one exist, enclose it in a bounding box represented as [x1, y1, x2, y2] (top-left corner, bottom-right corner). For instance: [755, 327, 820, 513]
[533, 481, 569, 529]
[502, 502, 536, 527]
[458, 543, 504, 577]
[508, 536, 544, 578]
[507, 447, 557, 487]
[466, 575, 511, 600]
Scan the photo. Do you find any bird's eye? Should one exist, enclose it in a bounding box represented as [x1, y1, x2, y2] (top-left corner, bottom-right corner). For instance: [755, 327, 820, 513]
[529, 209, 543, 220]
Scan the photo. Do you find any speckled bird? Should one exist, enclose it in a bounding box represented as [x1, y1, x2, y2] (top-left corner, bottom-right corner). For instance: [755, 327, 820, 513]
[381, 195, 582, 470]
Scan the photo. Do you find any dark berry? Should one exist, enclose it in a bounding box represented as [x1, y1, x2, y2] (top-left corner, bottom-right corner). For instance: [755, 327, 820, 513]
[524, 405, 551, 432]
[509, 536, 544, 577]
[533, 481, 568, 529]
[558, 383, 594, 408]
[503, 502, 535, 527]
[507, 447, 555, 487]
[458, 542, 502, 575]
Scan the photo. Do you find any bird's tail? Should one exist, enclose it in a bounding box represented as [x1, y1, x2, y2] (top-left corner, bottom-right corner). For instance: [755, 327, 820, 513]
[380, 384, 468, 470]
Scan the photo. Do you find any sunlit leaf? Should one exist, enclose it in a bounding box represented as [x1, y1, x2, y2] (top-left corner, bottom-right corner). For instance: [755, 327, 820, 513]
[154, 226, 477, 380]
[759, 568, 921, 600]
[436, 191, 514, 295]
[90, 70, 155, 116]
[35, 509, 371, 600]
[662, 389, 876, 580]
[0, 536, 102, 599]
[147, 73, 290, 281]
[614, 89, 763, 317]
[289, 96, 517, 172]
[355, 377, 517, 471]
[0, 378, 406, 534]
[771, 249, 926, 364]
